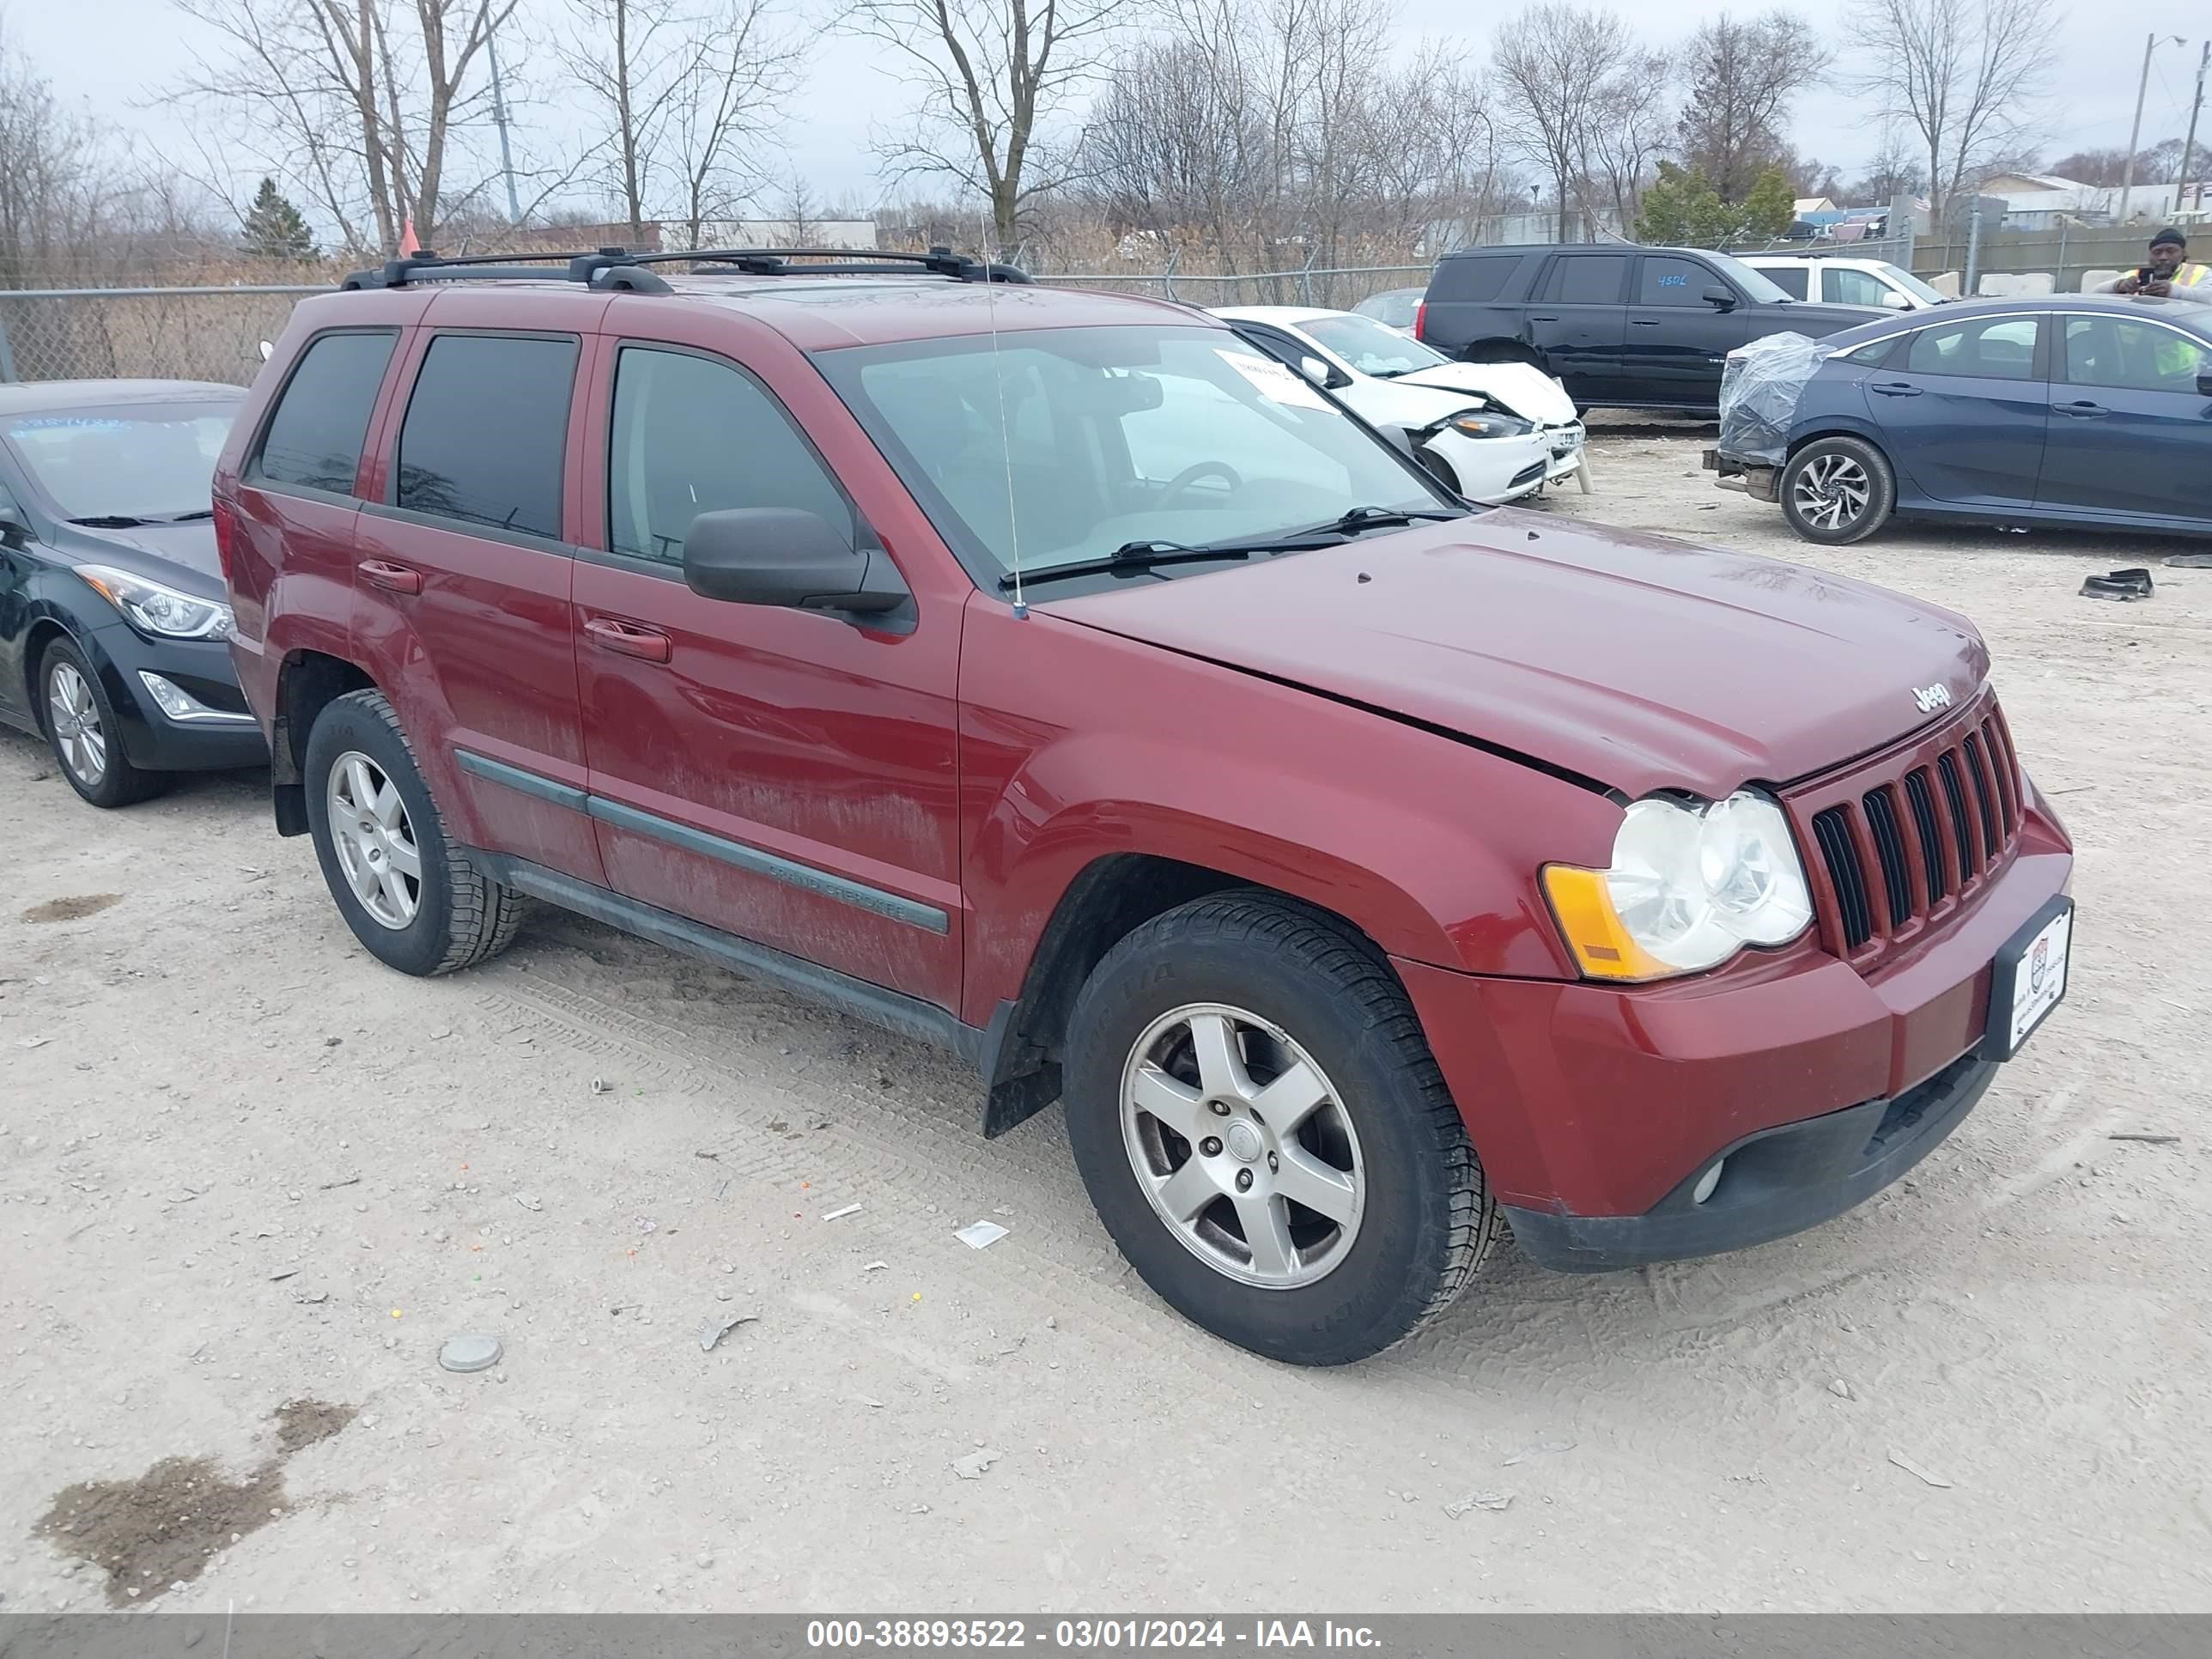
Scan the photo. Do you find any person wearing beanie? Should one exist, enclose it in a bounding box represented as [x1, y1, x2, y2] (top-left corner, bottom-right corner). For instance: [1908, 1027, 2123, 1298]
[2097, 228, 2209, 297]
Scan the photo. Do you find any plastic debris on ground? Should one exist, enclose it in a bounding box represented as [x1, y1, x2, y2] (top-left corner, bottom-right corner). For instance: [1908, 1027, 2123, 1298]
[438, 1334, 502, 1373]
[821, 1203, 863, 1222]
[699, 1310, 757, 1352]
[2080, 568, 2154, 602]
[1443, 1490, 1513, 1517]
[951, 1449, 1002, 1479]
[955, 1220, 1009, 1250]
[1502, 1437, 1576, 1467]
[1716, 331, 1829, 467]
[1887, 1448, 1952, 1488]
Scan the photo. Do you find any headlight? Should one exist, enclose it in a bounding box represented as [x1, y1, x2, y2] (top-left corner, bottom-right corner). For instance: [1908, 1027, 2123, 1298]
[1447, 410, 1534, 439]
[76, 564, 234, 641]
[1542, 791, 1814, 980]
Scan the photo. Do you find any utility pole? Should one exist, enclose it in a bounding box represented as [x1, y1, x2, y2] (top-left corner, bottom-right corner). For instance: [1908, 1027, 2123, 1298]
[2119, 34, 2186, 224]
[2180, 42, 2209, 222]
[487, 10, 522, 224]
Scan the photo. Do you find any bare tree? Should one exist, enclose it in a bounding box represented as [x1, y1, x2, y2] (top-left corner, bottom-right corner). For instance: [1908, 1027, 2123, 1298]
[1585, 47, 1674, 233]
[170, 0, 524, 257]
[1676, 12, 1831, 204]
[662, 0, 802, 250]
[839, 0, 1125, 258]
[1851, 0, 2057, 218]
[1492, 3, 1636, 241]
[563, 0, 690, 242]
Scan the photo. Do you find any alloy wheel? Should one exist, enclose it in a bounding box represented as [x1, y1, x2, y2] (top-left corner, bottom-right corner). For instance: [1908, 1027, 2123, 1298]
[46, 662, 106, 787]
[1792, 453, 1871, 531]
[1119, 1002, 1365, 1289]
[326, 750, 423, 929]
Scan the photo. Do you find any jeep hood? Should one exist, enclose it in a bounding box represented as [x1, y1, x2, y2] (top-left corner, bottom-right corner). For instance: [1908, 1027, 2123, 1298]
[1046, 509, 1987, 799]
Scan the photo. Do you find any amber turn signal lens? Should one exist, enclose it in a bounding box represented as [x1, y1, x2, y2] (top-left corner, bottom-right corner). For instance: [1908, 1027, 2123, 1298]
[1540, 865, 1674, 982]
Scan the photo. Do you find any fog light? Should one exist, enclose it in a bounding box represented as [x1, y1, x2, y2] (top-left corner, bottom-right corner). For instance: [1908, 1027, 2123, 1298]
[1692, 1160, 1724, 1205]
[138, 672, 197, 719]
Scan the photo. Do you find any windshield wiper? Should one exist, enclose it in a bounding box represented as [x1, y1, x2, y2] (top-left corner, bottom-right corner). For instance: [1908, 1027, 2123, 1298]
[165, 508, 216, 523]
[69, 514, 155, 528]
[997, 540, 1253, 591]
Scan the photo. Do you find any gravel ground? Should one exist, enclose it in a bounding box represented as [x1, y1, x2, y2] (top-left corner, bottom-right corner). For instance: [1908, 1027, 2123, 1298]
[3, 430, 2209, 1614]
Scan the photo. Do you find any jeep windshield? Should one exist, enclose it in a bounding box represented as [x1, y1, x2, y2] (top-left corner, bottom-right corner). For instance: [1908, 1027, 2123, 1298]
[815, 325, 1454, 588]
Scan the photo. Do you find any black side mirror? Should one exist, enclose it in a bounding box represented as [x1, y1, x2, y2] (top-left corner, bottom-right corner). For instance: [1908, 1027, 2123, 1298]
[681, 508, 908, 618]
[0, 484, 28, 546]
[1704, 286, 1738, 311]
[2199, 370, 2212, 398]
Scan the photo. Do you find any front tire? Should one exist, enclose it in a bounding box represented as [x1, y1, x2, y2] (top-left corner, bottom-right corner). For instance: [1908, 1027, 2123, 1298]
[1062, 893, 1499, 1364]
[1780, 435, 1895, 545]
[302, 689, 526, 976]
[40, 639, 164, 809]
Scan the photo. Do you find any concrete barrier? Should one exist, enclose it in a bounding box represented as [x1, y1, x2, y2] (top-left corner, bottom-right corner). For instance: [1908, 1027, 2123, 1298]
[1976, 271, 2055, 296]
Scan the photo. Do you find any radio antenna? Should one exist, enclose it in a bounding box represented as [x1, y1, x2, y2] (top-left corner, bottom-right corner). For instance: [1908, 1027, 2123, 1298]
[982, 247, 1025, 618]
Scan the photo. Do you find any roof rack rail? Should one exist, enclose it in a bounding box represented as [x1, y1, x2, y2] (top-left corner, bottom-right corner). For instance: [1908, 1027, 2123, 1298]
[339, 243, 1030, 293]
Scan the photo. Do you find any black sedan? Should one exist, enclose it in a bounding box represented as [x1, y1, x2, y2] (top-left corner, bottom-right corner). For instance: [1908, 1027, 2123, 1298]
[0, 380, 264, 806]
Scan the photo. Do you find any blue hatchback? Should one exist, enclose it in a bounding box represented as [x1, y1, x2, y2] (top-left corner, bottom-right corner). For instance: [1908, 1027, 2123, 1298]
[1729, 294, 2212, 545]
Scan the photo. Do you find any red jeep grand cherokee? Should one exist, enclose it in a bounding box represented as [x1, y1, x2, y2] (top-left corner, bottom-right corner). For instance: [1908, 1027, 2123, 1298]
[216, 247, 2074, 1365]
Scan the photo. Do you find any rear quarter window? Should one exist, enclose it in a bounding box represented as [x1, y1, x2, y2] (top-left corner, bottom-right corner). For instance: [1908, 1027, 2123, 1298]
[1430, 255, 1520, 303]
[251, 330, 398, 495]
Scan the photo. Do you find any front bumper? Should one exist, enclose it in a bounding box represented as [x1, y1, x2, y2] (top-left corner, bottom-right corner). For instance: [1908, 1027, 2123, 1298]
[1502, 1050, 1996, 1270]
[1395, 813, 2071, 1270]
[1423, 428, 1555, 502]
[81, 619, 265, 773]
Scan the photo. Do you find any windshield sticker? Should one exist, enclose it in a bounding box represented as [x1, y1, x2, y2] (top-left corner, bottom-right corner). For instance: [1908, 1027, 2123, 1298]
[1216, 349, 1330, 410]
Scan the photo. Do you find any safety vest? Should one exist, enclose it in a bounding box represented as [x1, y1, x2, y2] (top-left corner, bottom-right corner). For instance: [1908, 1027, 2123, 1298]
[2172, 262, 2209, 289]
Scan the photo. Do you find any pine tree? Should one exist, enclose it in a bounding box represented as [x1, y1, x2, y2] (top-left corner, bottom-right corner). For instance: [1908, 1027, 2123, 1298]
[242, 178, 314, 262]
[1635, 162, 1730, 247]
[1740, 167, 1797, 242]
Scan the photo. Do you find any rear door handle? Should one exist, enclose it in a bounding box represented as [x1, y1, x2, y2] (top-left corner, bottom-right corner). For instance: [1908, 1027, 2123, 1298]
[1529, 315, 1559, 324]
[2057, 400, 2109, 418]
[584, 616, 672, 664]
[1871, 382, 1923, 398]
[358, 559, 422, 594]
[1631, 318, 1662, 326]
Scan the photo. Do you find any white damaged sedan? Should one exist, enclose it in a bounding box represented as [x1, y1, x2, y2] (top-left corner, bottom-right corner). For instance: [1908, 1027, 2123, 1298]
[1212, 305, 1590, 503]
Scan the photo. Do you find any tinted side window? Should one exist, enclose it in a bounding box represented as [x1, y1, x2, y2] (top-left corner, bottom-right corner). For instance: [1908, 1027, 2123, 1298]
[396, 334, 579, 539]
[1541, 256, 1628, 305]
[1636, 256, 1712, 307]
[1905, 316, 2039, 380]
[1432, 255, 1516, 302]
[608, 347, 854, 564]
[252, 331, 396, 495]
[1762, 265, 1809, 300]
[2063, 316, 2212, 393]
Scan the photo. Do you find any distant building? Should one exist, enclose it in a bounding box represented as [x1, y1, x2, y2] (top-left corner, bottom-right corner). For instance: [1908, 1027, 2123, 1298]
[670, 220, 879, 250]
[1793, 196, 1838, 216]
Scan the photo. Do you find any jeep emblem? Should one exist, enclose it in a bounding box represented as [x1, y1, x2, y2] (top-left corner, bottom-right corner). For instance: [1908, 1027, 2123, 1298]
[1912, 684, 1952, 713]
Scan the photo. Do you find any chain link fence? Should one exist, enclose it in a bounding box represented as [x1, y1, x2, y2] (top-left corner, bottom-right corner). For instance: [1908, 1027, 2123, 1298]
[1031, 263, 1432, 312]
[0, 285, 320, 386]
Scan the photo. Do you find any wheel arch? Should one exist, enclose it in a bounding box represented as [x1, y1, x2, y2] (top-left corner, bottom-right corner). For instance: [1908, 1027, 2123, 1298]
[977, 855, 1407, 1139]
[270, 649, 377, 835]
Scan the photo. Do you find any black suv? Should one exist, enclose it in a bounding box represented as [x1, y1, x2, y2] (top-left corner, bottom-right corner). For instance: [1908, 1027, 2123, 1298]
[1414, 245, 1884, 412]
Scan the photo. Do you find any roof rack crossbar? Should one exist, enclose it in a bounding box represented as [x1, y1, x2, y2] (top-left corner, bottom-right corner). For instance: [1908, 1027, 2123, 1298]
[339, 242, 1025, 292]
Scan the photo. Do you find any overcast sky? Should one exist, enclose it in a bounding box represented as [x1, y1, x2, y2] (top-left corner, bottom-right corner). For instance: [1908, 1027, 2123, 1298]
[14, 0, 2208, 228]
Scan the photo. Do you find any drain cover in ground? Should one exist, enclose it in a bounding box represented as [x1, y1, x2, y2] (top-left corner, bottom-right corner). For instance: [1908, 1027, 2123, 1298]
[439, 1334, 502, 1373]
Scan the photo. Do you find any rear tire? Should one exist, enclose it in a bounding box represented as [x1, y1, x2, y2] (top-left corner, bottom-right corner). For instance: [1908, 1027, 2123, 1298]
[1780, 435, 1895, 545]
[1061, 892, 1499, 1365]
[40, 639, 165, 809]
[302, 688, 527, 976]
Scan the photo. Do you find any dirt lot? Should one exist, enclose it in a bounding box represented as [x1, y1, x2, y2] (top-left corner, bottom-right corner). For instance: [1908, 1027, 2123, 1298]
[4, 431, 2209, 1614]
